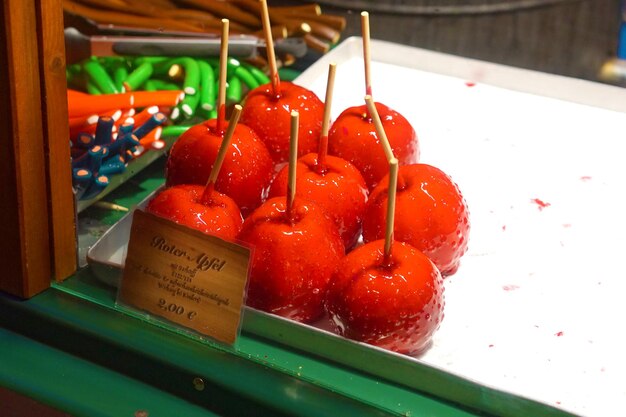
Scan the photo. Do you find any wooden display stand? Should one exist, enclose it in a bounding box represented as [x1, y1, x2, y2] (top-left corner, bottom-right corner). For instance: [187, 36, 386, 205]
[0, 0, 76, 298]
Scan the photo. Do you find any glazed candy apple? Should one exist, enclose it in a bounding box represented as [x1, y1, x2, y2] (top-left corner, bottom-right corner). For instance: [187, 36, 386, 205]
[146, 184, 242, 241]
[238, 196, 344, 322]
[362, 164, 470, 276]
[240, 81, 324, 164]
[325, 239, 444, 355]
[165, 118, 273, 216]
[328, 101, 419, 190]
[150, 105, 245, 240]
[268, 153, 368, 250]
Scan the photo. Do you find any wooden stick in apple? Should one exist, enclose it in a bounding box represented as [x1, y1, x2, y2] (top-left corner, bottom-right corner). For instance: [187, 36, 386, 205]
[328, 20, 418, 191]
[240, 1, 324, 164]
[217, 18, 229, 133]
[365, 95, 404, 193]
[361, 11, 372, 97]
[384, 158, 398, 265]
[202, 104, 242, 202]
[286, 110, 299, 223]
[364, 94, 394, 161]
[362, 100, 470, 276]
[365, 94, 407, 190]
[238, 110, 344, 322]
[316, 62, 337, 173]
[146, 106, 245, 240]
[260, 0, 280, 96]
[267, 67, 369, 249]
[164, 17, 274, 216]
[325, 159, 445, 354]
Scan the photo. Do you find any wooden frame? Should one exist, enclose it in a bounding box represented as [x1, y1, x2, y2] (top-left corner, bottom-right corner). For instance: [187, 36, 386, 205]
[0, 0, 76, 298]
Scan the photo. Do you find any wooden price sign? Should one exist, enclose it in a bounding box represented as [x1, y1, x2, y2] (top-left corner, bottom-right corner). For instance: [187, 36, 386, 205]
[118, 210, 250, 345]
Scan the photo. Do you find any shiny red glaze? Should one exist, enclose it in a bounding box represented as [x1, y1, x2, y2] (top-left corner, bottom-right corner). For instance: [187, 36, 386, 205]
[328, 102, 419, 190]
[165, 118, 274, 216]
[240, 81, 324, 163]
[146, 185, 243, 241]
[325, 240, 444, 355]
[268, 153, 368, 250]
[362, 164, 470, 276]
[238, 197, 344, 323]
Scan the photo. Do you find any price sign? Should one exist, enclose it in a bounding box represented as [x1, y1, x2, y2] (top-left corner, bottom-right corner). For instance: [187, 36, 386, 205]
[118, 210, 250, 345]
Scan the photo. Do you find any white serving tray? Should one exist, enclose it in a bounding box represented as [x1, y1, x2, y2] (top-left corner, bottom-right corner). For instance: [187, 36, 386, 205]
[297, 37, 626, 417]
[89, 37, 626, 417]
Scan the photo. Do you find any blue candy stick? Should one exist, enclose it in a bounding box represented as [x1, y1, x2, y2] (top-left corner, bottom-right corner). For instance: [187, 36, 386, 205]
[133, 113, 166, 139]
[87, 145, 105, 176]
[94, 116, 114, 146]
[74, 132, 94, 149]
[81, 175, 110, 200]
[100, 156, 127, 176]
[72, 168, 93, 199]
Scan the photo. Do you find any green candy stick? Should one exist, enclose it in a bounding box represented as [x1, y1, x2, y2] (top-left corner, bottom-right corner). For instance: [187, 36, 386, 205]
[234, 65, 259, 90]
[143, 79, 181, 91]
[207, 57, 245, 78]
[124, 62, 153, 91]
[83, 59, 118, 94]
[198, 60, 216, 112]
[113, 63, 129, 92]
[226, 75, 242, 104]
[243, 62, 270, 85]
[134, 56, 169, 66]
[154, 57, 200, 96]
[181, 90, 201, 119]
[161, 125, 190, 138]
[86, 80, 102, 95]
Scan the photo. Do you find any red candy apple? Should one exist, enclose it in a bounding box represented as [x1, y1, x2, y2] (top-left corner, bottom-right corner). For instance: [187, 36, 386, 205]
[146, 184, 242, 241]
[149, 105, 246, 241]
[239, 109, 344, 322]
[328, 101, 419, 190]
[165, 118, 273, 216]
[362, 164, 470, 276]
[240, 81, 324, 163]
[238, 196, 344, 322]
[325, 239, 444, 355]
[268, 153, 368, 250]
[269, 63, 369, 249]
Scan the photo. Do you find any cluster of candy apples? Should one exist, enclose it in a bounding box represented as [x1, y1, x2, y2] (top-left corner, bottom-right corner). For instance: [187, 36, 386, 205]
[145, 12, 470, 356]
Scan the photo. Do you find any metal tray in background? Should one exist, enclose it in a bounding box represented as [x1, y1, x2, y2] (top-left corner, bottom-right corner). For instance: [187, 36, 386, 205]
[86, 202, 137, 288]
[87, 37, 626, 417]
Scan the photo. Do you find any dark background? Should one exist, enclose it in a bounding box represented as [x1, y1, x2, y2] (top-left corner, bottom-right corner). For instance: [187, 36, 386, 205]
[280, 0, 624, 83]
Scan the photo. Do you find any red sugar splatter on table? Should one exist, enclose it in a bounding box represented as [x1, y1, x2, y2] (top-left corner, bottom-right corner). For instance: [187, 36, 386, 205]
[502, 285, 520, 291]
[502, 225, 507, 231]
[488, 344, 494, 348]
[531, 198, 551, 210]
[580, 176, 592, 181]
[465, 81, 476, 87]
[555, 331, 564, 337]
[562, 223, 572, 228]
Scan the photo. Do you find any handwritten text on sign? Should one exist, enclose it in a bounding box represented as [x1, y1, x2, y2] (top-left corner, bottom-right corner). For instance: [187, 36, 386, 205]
[118, 210, 250, 345]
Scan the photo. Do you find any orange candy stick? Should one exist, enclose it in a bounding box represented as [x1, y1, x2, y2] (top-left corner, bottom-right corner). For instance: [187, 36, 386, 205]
[68, 90, 183, 118]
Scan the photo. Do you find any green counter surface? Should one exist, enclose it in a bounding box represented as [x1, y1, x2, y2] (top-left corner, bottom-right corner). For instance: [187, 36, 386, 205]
[0, 326, 219, 417]
[1, 284, 479, 417]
